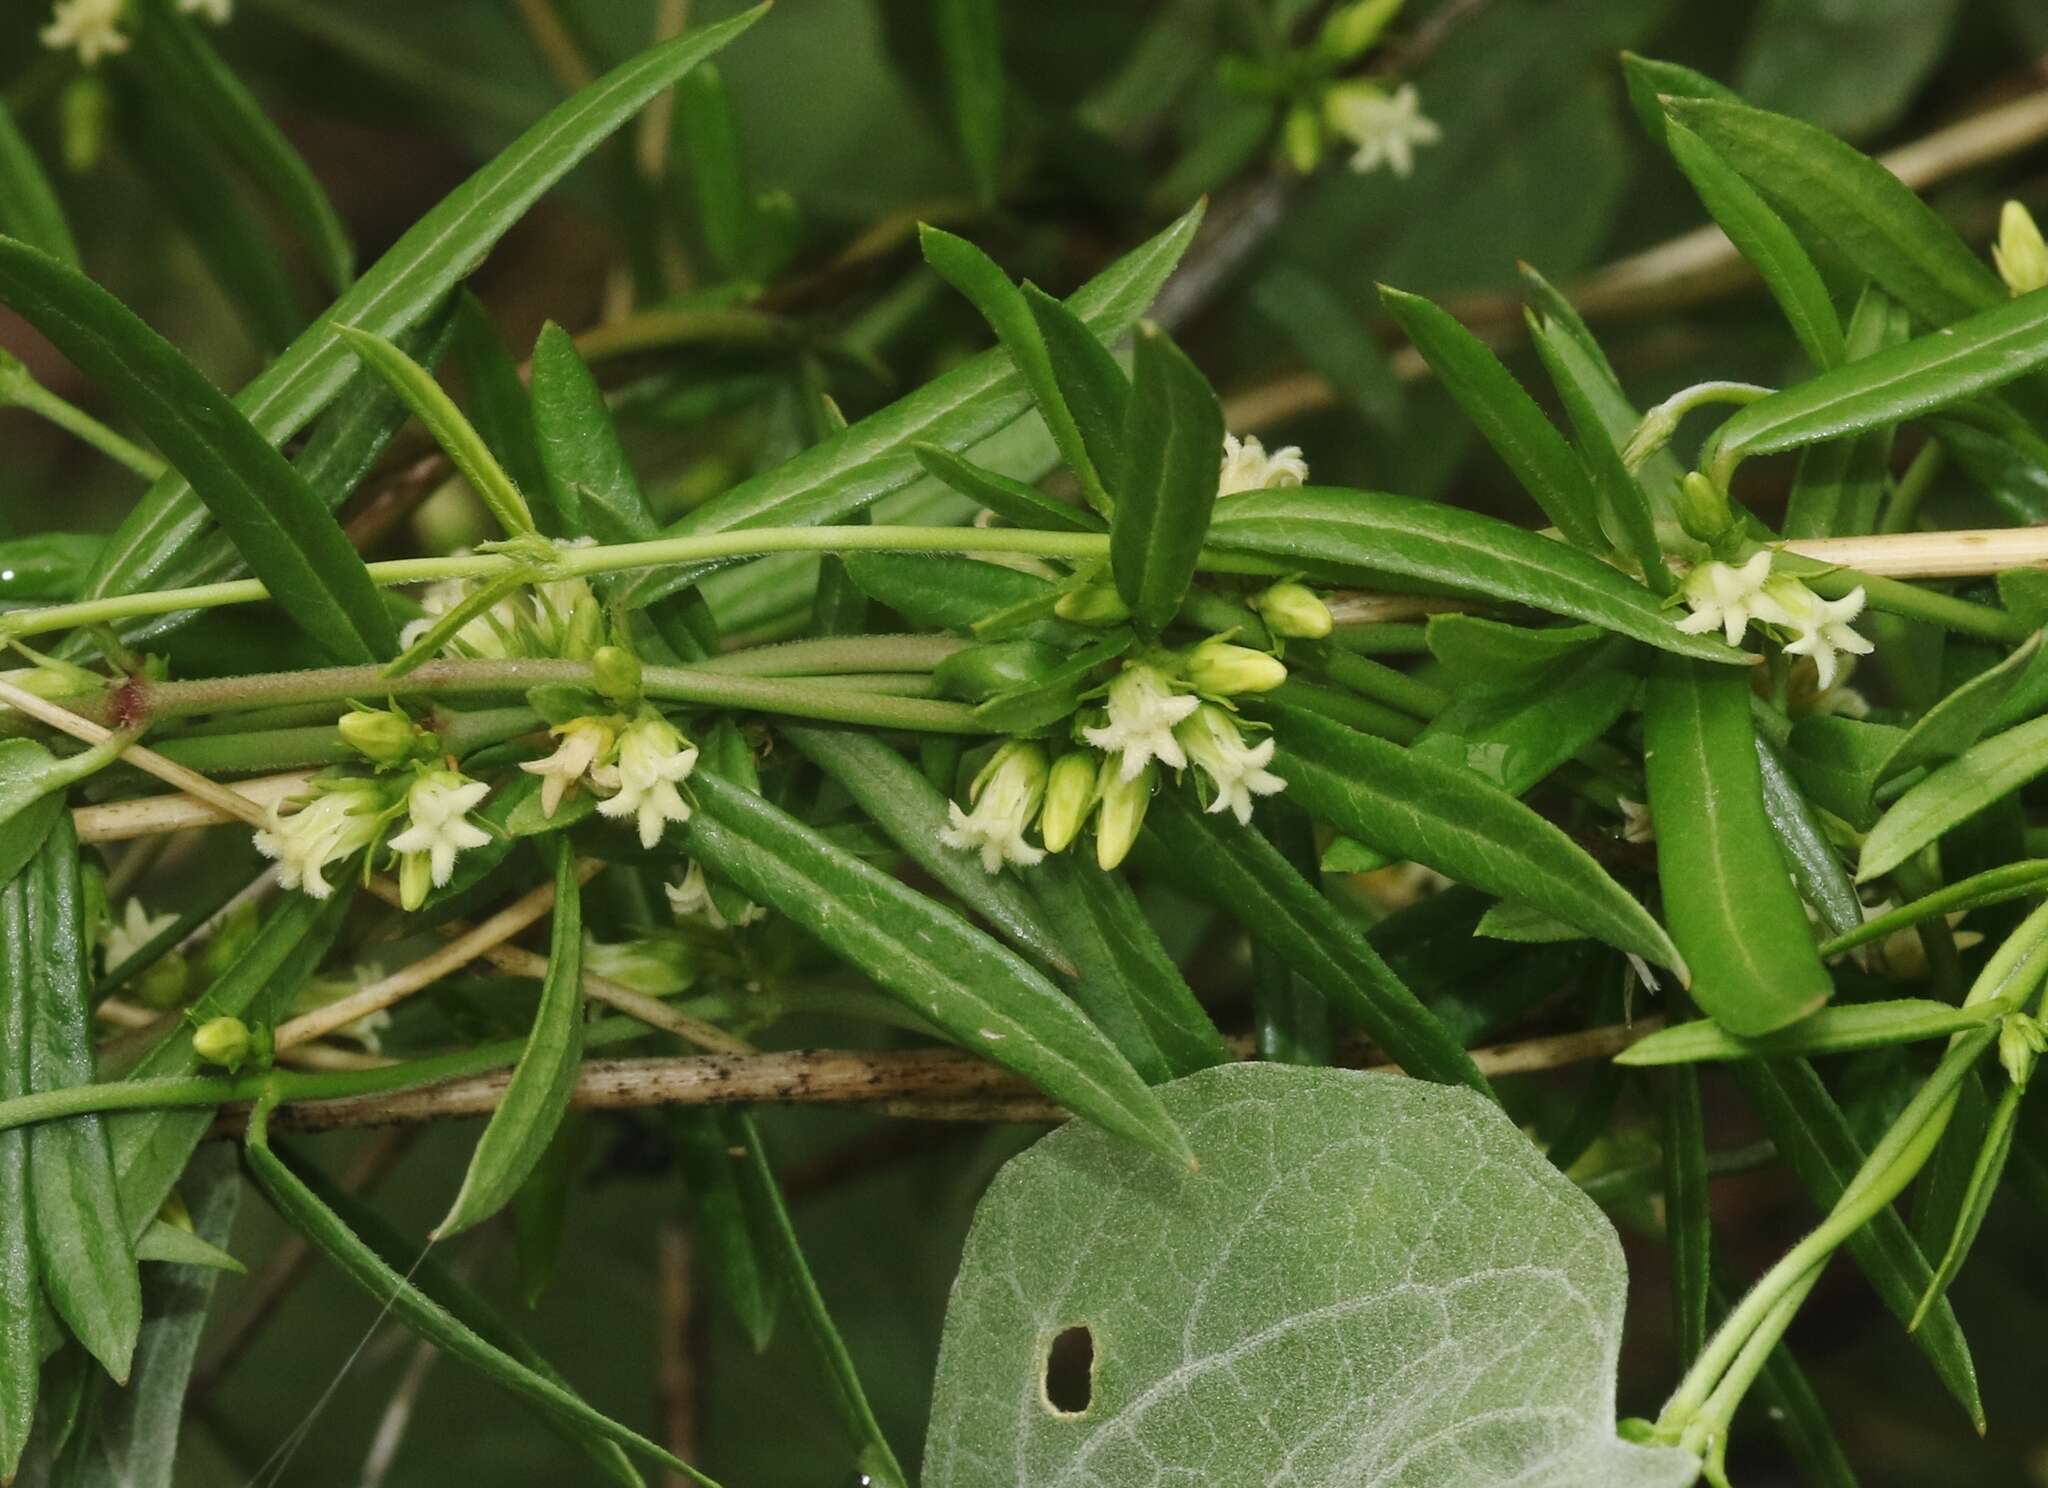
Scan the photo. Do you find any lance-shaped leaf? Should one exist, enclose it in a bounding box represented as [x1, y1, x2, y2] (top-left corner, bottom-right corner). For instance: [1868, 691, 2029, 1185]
[1878, 631, 2043, 783]
[911, 443, 1102, 533]
[1859, 713, 2048, 882]
[1620, 1000, 2004, 1066]
[1664, 95, 2001, 330]
[79, 6, 767, 614]
[243, 1104, 714, 1483]
[1138, 794, 1486, 1093]
[936, 0, 1005, 204]
[1708, 287, 2048, 486]
[1111, 323, 1223, 631]
[1380, 285, 1606, 550]
[10, 820, 141, 1383]
[1643, 658, 1831, 1035]
[1780, 285, 1910, 539]
[1661, 1067, 1710, 1364]
[682, 773, 1189, 1163]
[1022, 282, 1130, 488]
[616, 203, 1201, 611]
[0, 98, 76, 266]
[1206, 487, 1744, 662]
[436, 839, 586, 1239]
[924, 1064, 1700, 1488]
[0, 847, 40, 1476]
[0, 239, 396, 661]
[1264, 703, 1686, 976]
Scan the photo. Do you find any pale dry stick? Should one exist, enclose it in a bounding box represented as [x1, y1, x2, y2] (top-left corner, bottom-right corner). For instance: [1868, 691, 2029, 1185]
[1782, 527, 2048, 579]
[468, 937, 754, 1055]
[1323, 592, 1480, 626]
[512, 0, 593, 90]
[271, 868, 594, 1050]
[72, 771, 316, 845]
[1224, 74, 2048, 430]
[231, 1016, 1667, 1134]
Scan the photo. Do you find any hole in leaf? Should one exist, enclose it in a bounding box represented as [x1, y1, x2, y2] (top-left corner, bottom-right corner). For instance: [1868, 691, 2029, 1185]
[1042, 1325, 1094, 1416]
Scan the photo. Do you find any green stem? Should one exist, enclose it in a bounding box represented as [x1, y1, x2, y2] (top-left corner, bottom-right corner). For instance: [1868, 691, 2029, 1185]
[1, 372, 168, 481]
[1, 526, 1282, 641]
[691, 633, 965, 677]
[1879, 441, 1946, 535]
[1774, 554, 2027, 643]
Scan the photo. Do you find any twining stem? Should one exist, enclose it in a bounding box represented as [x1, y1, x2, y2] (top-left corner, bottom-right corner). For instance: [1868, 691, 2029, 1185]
[0, 364, 167, 480]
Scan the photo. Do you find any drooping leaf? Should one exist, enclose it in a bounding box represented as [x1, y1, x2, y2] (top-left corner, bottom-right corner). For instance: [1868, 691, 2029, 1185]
[1206, 487, 1745, 662]
[436, 838, 586, 1239]
[1643, 658, 1832, 1035]
[79, 7, 767, 614]
[1265, 704, 1686, 975]
[675, 1112, 781, 1355]
[1110, 323, 1223, 631]
[682, 772, 1190, 1163]
[924, 1064, 1700, 1488]
[0, 238, 396, 663]
[1878, 631, 2043, 783]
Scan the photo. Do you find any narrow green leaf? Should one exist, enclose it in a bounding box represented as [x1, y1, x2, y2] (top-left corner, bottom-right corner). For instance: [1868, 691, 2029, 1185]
[436, 838, 585, 1239]
[1782, 285, 1912, 540]
[1020, 283, 1130, 488]
[0, 238, 395, 661]
[1621, 52, 1741, 150]
[79, 7, 767, 614]
[675, 1112, 780, 1354]
[13, 819, 141, 1383]
[732, 1115, 908, 1488]
[1710, 287, 2048, 485]
[1026, 853, 1230, 1083]
[131, 0, 355, 291]
[1407, 643, 1636, 799]
[1912, 1081, 2023, 1330]
[1138, 793, 1487, 1093]
[910, 443, 1101, 533]
[1620, 1000, 2004, 1066]
[1206, 486, 1746, 663]
[1859, 713, 2048, 882]
[0, 738, 132, 887]
[1756, 733, 1864, 938]
[0, 843, 39, 1478]
[1664, 94, 2001, 330]
[674, 62, 754, 277]
[1660, 1068, 1710, 1364]
[1662, 120, 1845, 369]
[922, 225, 1113, 516]
[1379, 284, 1605, 550]
[0, 532, 101, 603]
[452, 293, 549, 511]
[132, 1218, 244, 1275]
[244, 1105, 712, 1483]
[781, 725, 1077, 975]
[1644, 659, 1832, 1033]
[973, 631, 1133, 734]
[683, 773, 1190, 1163]
[0, 99, 75, 267]
[1425, 615, 1604, 682]
[1880, 631, 2043, 783]
[1822, 859, 2048, 959]
[935, 0, 1005, 203]
[1266, 703, 1686, 975]
[842, 551, 1055, 633]
[1734, 1057, 1981, 1425]
[1785, 713, 1902, 831]
[1111, 323, 1223, 631]
[615, 202, 1201, 612]
[338, 325, 536, 539]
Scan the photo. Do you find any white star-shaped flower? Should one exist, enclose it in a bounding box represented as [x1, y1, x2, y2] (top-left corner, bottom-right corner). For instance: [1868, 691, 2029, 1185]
[388, 768, 492, 889]
[42, 0, 129, 63]
[176, 0, 231, 21]
[102, 898, 177, 971]
[1217, 433, 1309, 498]
[592, 710, 697, 848]
[1175, 705, 1286, 825]
[937, 743, 1048, 875]
[253, 776, 388, 900]
[518, 715, 617, 818]
[1617, 798, 1655, 845]
[1674, 551, 1788, 646]
[1770, 580, 1874, 691]
[664, 861, 762, 930]
[1083, 664, 1198, 782]
[1325, 82, 1442, 178]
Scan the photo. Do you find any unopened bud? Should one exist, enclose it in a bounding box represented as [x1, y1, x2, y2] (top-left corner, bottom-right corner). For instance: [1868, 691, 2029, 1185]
[1995, 201, 2048, 297]
[562, 596, 605, 660]
[1318, 0, 1403, 59]
[591, 644, 643, 703]
[1184, 638, 1287, 696]
[192, 1017, 252, 1072]
[338, 704, 424, 767]
[1054, 576, 1131, 626]
[2000, 1012, 2048, 1091]
[1038, 751, 1099, 853]
[933, 640, 1064, 702]
[132, 953, 191, 1011]
[584, 935, 696, 997]
[1252, 581, 1333, 639]
[1675, 470, 1738, 545]
[1094, 758, 1154, 871]
[1282, 103, 1323, 175]
[199, 901, 263, 982]
[399, 850, 434, 912]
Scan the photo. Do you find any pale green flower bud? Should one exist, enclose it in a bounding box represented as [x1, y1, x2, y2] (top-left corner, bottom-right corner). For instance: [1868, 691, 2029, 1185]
[1094, 757, 1154, 871]
[1282, 103, 1323, 175]
[592, 643, 643, 703]
[584, 934, 697, 997]
[199, 900, 263, 982]
[1674, 470, 1738, 545]
[1317, 0, 1402, 60]
[938, 742, 1049, 875]
[338, 703, 427, 768]
[193, 1016, 252, 1072]
[2000, 1011, 2047, 1091]
[1994, 201, 2048, 297]
[1252, 581, 1333, 639]
[1038, 751, 1099, 854]
[1184, 639, 1287, 697]
[560, 595, 605, 660]
[1054, 576, 1132, 626]
[398, 849, 435, 912]
[132, 954, 191, 1012]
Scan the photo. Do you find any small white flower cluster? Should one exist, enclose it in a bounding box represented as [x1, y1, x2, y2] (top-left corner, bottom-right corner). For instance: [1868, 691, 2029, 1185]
[1674, 551, 1874, 688]
[519, 708, 699, 850]
[938, 644, 1291, 877]
[42, 0, 228, 65]
[1323, 82, 1441, 178]
[1218, 433, 1308, 499]
[252, 760, 500, 912]
[397, 554, 597, 661]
